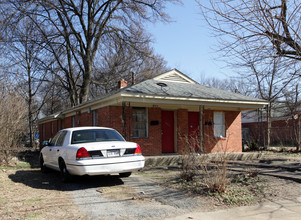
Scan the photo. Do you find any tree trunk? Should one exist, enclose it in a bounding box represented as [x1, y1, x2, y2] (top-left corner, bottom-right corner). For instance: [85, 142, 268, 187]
[297, 117, 301, 151]
[266, 104, 271, 147]
[27, 59, 34, 149]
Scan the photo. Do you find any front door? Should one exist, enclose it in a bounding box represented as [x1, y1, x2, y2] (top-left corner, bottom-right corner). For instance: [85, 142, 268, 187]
[161, 111, 175, 153]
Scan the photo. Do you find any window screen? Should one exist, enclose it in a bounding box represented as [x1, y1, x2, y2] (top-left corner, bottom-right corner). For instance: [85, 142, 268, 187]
[132, 107, 148, 138]
[214, 112, 225, 137]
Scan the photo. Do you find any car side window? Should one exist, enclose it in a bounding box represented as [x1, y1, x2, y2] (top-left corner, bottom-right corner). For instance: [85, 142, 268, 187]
[49, 132, 61, 146]
[56, 131, 67, 146]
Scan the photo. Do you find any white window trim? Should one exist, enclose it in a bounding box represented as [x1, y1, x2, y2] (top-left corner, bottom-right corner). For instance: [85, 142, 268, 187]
[214, 112, 226, 138]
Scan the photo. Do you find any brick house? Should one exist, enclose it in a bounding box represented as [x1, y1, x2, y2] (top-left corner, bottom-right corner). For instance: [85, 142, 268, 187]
[242, 106, 301, 146]
[39, 69, 268, 155]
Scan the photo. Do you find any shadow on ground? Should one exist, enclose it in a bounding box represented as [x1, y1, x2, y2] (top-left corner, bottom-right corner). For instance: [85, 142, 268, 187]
[9, 169, 124, 191]
[17, 150, 40, 168]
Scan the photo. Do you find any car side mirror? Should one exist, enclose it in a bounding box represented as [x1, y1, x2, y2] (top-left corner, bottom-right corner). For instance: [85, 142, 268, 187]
[43, 140, 49, 146]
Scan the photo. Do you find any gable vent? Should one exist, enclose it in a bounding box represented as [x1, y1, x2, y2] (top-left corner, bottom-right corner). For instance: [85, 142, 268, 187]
[153, 69, 197, 84]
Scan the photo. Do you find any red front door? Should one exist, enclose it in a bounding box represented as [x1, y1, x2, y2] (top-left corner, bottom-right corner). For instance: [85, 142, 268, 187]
[161, 111, 175, 153]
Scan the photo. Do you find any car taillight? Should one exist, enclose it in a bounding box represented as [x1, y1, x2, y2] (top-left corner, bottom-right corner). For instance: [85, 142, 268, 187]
[76, 147, 91, 160]
[134, 144, 142, 155]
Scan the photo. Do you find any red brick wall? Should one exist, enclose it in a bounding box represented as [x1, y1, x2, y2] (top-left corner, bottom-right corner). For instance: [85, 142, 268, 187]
[243, 118, 298, 145]
[110, 106, 124, 134]
[204, 110, 242, 153]
[98, 106, 111, 127]
[131, 107, 162, 156]
[39, 106, 243, 155]
[78, 112, 92, 126]
[64, 116, 72, 128]
[204, 110, 214, 152]
[39, 121, 56, 145]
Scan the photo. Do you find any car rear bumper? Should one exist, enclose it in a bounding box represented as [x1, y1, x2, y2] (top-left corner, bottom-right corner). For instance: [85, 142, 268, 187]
[66, 156, 145, 176]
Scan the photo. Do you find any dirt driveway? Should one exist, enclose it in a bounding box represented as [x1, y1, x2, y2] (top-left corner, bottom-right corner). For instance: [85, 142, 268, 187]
[1, 163, 301, 219]
[67, 172, 210, 220]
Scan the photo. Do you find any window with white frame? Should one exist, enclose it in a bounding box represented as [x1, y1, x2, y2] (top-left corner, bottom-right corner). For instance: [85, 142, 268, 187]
[132, 107, 148, 138]
[92, 110, 98, 126]
[214, 112, 225, 137]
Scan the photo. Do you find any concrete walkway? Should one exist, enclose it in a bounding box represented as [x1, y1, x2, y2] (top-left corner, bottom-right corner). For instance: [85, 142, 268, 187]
[165, 197, 301, 220]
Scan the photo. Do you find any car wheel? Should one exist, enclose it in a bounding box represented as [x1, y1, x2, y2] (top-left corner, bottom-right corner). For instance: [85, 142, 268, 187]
[119, 172, 132, 178]
[59, 160, 71, 183]
[40, 155, 49, 173]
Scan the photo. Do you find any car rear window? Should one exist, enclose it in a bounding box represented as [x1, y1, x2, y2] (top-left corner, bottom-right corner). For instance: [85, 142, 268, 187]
[71, 129, 125, 144]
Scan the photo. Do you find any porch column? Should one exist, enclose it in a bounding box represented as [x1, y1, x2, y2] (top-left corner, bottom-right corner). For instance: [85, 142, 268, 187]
[199, 105, 204, 152]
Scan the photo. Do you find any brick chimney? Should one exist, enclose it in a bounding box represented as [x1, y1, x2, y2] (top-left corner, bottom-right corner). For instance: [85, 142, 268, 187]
[118, 79, 128, 89]
[131, 72, 135, 85]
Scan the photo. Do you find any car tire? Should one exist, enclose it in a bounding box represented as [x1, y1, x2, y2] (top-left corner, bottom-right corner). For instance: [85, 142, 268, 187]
[119, 172, 132, 178]
[40, 155, 49, 173]
[59, 159, 71, 183]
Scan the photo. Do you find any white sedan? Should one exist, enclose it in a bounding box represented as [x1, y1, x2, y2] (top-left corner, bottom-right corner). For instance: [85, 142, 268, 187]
[40, 127, 145, 182]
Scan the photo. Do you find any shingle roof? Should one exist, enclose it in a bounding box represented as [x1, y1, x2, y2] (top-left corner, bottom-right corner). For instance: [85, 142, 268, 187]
[123, 79, 263, 102]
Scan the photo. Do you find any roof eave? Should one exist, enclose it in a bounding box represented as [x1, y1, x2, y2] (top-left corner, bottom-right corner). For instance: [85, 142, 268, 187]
[119, 92, 268, 110]
[39, 91, 268, 124]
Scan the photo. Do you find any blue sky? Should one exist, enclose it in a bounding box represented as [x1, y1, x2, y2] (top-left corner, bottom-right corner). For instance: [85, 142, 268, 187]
[146, 1, 231, 82]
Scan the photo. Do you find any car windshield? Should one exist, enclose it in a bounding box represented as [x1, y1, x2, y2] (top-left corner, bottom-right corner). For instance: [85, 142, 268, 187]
[71, 129, 125, 144]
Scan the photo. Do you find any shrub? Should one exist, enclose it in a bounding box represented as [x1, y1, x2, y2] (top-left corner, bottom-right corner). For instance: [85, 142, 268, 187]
[0, 85, 27, 164]
[180, 133, 229, 194]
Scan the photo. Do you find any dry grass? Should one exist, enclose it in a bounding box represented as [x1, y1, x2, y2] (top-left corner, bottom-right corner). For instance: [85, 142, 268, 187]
[0, 164, 87, 220]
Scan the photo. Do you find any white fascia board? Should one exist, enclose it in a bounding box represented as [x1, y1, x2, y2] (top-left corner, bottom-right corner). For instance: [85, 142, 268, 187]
[39, 91, 268, 124]
[38, 113, 64, 124]
[119, 93, 268, 109]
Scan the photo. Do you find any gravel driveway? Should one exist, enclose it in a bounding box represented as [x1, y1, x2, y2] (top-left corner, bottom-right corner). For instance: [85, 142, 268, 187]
[65, 173, 201, 220]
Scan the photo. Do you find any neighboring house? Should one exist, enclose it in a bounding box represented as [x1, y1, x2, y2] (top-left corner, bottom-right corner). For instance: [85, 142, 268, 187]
[242, 104, 301, 146]
[39, 69, 268, 155]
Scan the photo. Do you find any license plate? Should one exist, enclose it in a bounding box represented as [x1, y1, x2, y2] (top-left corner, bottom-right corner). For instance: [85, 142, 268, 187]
[107, 149, 120, 157]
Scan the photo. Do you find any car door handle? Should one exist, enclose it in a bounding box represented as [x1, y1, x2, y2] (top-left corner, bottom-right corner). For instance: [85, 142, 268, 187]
[49, 149, 52, 151]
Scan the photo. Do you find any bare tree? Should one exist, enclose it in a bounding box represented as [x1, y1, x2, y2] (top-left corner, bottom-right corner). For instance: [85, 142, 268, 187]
[199, 75, 252, 96]
[90, 29, 167, 97]
[199, 0, 301, 146]
[3, 16, 51, 148]
[0, 82, 27, 164]
[237, 49, 298, 146]
[3, 0, 177, 106]
[283, 84, 301, 150]
[199, 0, 301, 63]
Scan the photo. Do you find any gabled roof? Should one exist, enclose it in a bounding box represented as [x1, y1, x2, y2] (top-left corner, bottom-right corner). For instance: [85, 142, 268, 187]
[39, 69, 268, 123]
[124, 79, 261, 102]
